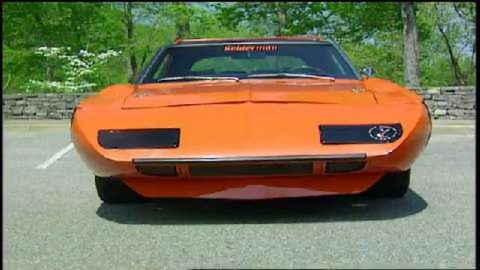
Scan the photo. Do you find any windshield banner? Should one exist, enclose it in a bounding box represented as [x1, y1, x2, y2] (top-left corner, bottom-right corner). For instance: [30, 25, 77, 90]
[224, 45, 278, 52]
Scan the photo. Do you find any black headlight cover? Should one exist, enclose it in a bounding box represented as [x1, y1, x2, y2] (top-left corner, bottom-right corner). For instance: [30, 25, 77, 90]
[320, 124, 403, 144]
[98, 128, 180, 149]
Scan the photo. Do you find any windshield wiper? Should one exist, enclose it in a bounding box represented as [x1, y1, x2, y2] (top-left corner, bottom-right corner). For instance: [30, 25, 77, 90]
[156, 76, 239, 82]
[247, 73, 335, 82]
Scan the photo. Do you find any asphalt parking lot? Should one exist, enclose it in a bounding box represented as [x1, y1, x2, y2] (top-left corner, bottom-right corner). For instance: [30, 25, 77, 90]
[3, 120, 476, 269]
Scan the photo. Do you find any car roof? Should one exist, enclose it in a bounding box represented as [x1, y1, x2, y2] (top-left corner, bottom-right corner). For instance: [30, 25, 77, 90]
[175, 35, 324, 45]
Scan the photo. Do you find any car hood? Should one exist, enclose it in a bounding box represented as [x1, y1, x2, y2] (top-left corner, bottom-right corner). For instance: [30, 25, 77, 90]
[121, 79, 377, 109]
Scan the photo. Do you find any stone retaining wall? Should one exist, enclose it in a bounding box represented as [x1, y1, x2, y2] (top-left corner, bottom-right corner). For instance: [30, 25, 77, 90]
[3, 93, 94, 120]
[410, 86, 475, 119]
[2, 86, 476, 120]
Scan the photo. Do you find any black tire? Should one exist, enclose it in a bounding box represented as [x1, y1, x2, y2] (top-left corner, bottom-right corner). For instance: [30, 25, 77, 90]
[95, 176, 147, 204]
[364, 169, 411, 198]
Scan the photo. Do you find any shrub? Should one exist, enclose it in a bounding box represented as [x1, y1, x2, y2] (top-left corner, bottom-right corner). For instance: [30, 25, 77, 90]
[24, 47, 122, 93]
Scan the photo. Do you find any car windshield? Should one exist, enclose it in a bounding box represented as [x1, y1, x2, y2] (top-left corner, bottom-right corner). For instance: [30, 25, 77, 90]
[140, 43, 359, 83]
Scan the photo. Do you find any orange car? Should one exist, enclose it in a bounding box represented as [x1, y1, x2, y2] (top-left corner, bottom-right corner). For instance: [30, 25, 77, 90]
[71, 36, 432, 203]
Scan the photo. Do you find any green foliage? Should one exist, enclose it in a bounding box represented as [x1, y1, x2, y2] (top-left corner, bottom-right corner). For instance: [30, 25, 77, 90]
[2, 2, 476, 93]
[216, 2, 332, 36]
[342, 31, 405, 85]
[325, 2, 403, 43]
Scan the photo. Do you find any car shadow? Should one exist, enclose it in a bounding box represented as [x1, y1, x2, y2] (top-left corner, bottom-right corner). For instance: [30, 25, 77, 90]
[96, 189, 428, 225]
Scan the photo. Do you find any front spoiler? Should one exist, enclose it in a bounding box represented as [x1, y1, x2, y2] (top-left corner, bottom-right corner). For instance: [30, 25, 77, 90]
[121, 172, 386, 199]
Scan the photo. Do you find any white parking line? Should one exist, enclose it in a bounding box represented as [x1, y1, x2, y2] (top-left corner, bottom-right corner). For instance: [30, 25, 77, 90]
[36, 143, 74, 169]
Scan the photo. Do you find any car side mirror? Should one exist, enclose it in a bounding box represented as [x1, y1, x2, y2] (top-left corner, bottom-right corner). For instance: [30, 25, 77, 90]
[360, 65, 376, 78]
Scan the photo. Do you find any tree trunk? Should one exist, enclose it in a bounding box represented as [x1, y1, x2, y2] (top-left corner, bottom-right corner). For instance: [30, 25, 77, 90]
[433, 3, 472, 85]
[176, 22, 190, 40]
[175, 3, 190, 40]
[3, 73, 12, 92]
[126, 2, 138, 83]
[401, 2, 421, 88]
[437, 22, 466, 85]
[46, 65, 53, 81]
[276, 3, 287, 36]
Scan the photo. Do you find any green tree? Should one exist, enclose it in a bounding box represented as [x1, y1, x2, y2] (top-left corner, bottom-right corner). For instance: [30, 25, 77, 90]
[431, 2, 476, 85]
[2, 2, 476, 93]
[216, 2, 332, 36]
[325, 2, 403, 43]
[2, 2, 125, 92]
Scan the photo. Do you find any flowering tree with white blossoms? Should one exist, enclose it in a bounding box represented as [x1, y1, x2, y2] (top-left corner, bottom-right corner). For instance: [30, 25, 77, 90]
[25, 47, 122, 93]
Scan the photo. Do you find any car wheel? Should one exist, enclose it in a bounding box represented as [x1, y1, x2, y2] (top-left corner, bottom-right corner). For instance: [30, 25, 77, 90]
[95, 176, 147, 204]
[364, 169, 410, 198]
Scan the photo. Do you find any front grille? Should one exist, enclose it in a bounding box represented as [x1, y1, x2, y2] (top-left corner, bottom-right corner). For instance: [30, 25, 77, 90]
[133, 154, 367, 177]
[325, 161, 366, 174]
[135, 164, 178, 176]
[189, 162, 313, 177]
